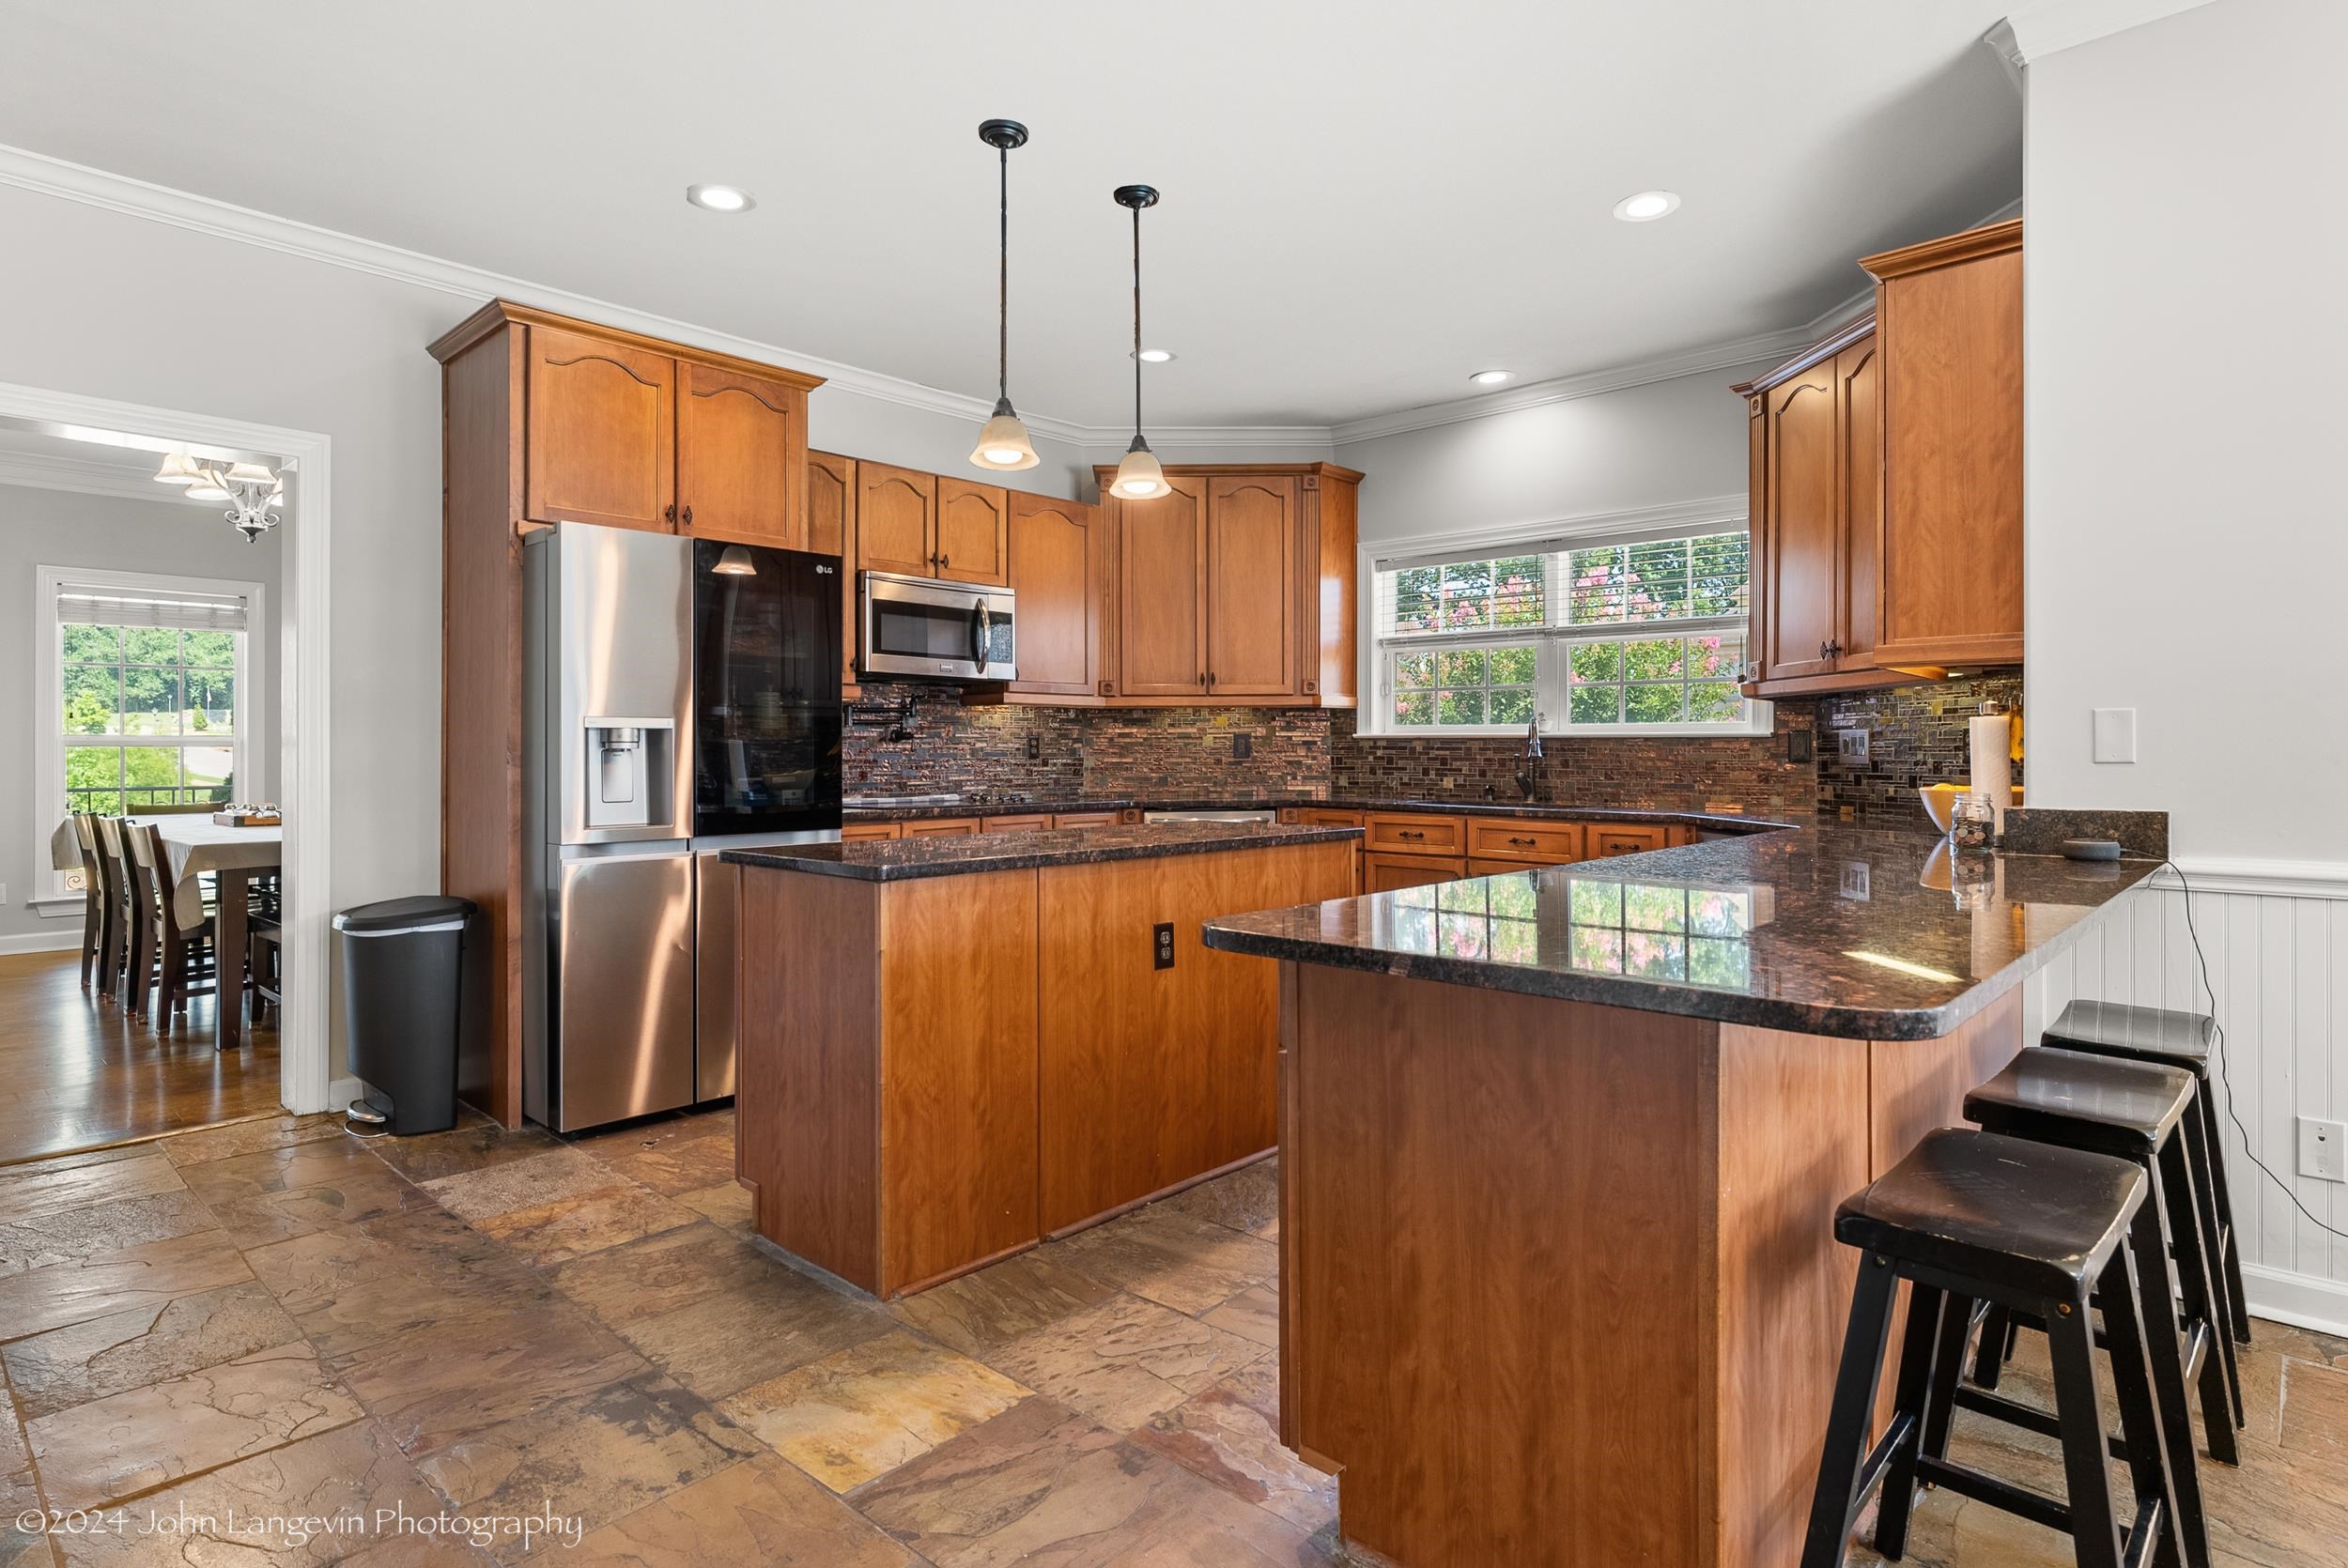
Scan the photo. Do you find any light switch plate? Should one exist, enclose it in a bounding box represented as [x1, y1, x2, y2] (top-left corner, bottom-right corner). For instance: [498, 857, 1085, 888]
[2300, 1115, 2346, 1182]
[2093, 708, 2138, 763]
[1835, 729, 1869, 764]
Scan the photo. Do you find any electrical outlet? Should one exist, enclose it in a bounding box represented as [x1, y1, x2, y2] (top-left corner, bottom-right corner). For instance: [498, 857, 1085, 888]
[1836, 729, 1870, 764]
[1025, 736, 1041, 761]
[1232, 734, 1252, 761]
[1152, 922, 1175, 970]
[2300, 1115, 2346, 1182]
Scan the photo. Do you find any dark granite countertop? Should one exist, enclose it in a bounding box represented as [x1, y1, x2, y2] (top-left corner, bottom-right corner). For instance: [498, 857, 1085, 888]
[1201, 824, 2160, 1041]
[726, 820, 1363, 883]
[842, 794, 1786, 834]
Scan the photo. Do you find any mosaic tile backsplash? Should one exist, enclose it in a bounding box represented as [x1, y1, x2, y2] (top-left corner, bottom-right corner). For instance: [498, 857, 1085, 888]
[842, 673, 2022, 824]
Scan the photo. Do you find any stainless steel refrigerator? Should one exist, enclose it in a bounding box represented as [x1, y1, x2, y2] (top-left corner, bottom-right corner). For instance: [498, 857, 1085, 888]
[522, 523, 842, 1133]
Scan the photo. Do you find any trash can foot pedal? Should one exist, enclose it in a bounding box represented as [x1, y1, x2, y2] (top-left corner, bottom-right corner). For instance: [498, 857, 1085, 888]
[345, 1099, 390, 1137]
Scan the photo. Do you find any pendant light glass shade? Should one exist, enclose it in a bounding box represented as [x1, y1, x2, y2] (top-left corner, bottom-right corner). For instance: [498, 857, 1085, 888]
[184, 469, 234, 501]
[970, 397, 1039, 470]
[154, 450, 203, 485]
[1111, 437, 1166, 500]
[712, 544, 758, 576]
[968, 119, 1041, 472]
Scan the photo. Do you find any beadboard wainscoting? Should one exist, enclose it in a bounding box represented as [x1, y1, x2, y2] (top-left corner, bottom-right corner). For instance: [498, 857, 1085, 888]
[2022, 860, 2348, 1333]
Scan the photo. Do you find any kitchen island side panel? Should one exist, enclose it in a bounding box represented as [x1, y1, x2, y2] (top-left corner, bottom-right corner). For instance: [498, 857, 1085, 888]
[738, 866, 883, 1291]
[1286, 964, 1722, 1567]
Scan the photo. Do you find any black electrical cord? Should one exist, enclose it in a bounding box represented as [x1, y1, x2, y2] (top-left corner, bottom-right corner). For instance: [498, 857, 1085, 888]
[2166, 859, 2348, 1243]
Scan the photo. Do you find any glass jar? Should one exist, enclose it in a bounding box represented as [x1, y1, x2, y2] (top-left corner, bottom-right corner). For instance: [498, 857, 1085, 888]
[1950, 792, 1996, 853]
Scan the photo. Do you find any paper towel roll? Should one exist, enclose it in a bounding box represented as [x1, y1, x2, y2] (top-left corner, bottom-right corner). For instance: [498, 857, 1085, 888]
[1969, 713, 2014, 830]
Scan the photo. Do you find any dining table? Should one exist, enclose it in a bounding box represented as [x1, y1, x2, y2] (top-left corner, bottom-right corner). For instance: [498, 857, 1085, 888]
[53, 812, 283, 1050]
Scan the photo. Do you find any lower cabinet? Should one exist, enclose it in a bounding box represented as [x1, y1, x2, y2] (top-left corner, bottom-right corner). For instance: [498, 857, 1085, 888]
[1364, 852, 1467, 892]
[1588, 823, 1669, 857]
[841, 821, 900, 842]
[1051, 811, 1120, 830]
[902, 817, 980, 838]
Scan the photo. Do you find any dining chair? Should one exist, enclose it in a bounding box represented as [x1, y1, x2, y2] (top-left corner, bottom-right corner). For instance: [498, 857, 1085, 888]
[93, 816, 137, 1005]
[130, 822, 219, 1021]
[71, 812, 108, 987]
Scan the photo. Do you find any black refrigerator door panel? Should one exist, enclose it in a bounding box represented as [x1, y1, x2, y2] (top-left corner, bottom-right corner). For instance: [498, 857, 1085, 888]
[692, 541, 844, 838]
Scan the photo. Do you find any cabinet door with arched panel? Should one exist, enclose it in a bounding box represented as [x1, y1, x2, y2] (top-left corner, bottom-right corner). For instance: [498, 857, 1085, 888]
[856, 462, 937, 579]
[677, 364, 806, 547]
[1203, 474, 1298, 696]
[524, 326, 674, 530]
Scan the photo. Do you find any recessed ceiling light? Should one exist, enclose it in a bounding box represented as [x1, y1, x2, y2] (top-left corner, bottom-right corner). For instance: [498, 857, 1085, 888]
[686, 183, 755, 213]
[1469, 369, 1514, 386]
[1613, 190, 1681, 223]
[1132, 348, 1175, 363]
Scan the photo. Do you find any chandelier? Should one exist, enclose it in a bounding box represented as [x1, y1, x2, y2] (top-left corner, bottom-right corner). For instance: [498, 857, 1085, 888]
[153, 451, 284, 542]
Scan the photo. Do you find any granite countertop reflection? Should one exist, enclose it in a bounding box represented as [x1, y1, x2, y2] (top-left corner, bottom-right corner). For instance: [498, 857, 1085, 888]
[843, 794, 1787, 831]
[1200, 824, 2160, 1041]
[725, 820, 1362, 883]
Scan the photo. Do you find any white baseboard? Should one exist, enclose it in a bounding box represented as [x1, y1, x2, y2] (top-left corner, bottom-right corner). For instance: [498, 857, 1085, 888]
[0, 930, 81, 956]
[2244, 1262, 2348, 1338]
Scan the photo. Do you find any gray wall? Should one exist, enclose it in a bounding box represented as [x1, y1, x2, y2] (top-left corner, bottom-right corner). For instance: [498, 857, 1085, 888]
[0, 481, 283, 945]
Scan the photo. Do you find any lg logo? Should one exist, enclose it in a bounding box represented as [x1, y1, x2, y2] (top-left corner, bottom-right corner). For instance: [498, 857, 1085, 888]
[814, 564, 835, 575]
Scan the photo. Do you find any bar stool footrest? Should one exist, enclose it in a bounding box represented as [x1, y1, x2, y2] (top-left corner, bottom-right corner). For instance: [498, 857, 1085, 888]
[1914, 1455, 2071, 1535]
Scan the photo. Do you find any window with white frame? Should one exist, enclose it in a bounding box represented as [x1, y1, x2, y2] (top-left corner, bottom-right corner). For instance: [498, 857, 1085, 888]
[38, 568, 255, 895]
[1368, 523, 1763, 736]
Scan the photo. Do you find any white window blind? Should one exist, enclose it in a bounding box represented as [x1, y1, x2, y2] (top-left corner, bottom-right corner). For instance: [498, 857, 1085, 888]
[54, 579, 249, 632]
[1367, 523, 1762, 736]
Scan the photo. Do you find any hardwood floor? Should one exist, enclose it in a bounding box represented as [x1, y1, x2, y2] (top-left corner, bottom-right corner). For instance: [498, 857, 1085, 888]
[0, 1108, 2338, 1566]
[0, 950, 281, 1167]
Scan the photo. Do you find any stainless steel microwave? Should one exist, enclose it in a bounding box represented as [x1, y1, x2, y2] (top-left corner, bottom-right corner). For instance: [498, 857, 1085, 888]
[858, 571, 1016, 682]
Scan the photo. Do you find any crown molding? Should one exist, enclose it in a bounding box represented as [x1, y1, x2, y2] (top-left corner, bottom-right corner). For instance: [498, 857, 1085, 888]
[0, 447, 205, 506]
[1993, 0, 2220, 66]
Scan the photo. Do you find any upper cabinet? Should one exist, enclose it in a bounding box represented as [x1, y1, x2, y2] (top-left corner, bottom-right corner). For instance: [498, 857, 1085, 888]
[676, 363, 808, 547]
[1736, 220, 2021, 696]
[523, 326, 675, 531]
[1095, 462, 1360, 708]
[935, 478, 1011, 586]
[1861, 220, 2024, 669]
[808, 452, 859, 697]
[1006, 493, 1102, 697]
[456, 301, 822, 546]
[856, 462, 938, 578]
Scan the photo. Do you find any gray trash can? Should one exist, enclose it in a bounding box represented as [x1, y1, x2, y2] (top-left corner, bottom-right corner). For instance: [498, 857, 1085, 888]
[333, 894, 481, 1136]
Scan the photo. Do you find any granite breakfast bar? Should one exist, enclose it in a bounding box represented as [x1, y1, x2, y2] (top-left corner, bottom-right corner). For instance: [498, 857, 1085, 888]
[723, 820, 1359, 1299]
[1201, 823, 2161, 1568]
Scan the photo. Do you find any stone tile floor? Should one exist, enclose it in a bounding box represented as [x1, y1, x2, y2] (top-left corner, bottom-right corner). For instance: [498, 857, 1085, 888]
[0, 1104, 2340, 1564]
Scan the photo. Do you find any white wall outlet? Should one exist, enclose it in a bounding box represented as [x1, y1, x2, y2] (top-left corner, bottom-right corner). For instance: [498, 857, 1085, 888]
[2300, 1116, 2346, 1182]
[1836, 729, 1870, 763]
[2092, 707, 2138, 763]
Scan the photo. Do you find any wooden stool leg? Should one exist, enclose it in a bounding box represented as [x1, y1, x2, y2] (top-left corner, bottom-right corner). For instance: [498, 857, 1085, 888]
[1801, 1256, 1902, 1568]
[2047, 1292, 2128, 1568]
[1872, 1282, 1950, 1560]
[2124, 1190, 2209, 1568]
[2160, 1132, 2243, 1455]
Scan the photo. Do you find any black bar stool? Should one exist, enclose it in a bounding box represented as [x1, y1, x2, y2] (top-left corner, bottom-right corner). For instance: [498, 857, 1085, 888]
[2044, 1000, 2249, 1347]
[1801, 1128, 2183, 1568]
[1965, 1047, 2239, 1568]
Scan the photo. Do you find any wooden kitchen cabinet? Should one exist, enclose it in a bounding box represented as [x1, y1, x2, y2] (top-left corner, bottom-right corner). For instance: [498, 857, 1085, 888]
[902, 817, 981, 838]
[676, 362, 807, 547]
[807, 451, 859, 696]
[841, 821, 901, 841]
[1364, 812, 1467, 856]
[1861, 220, 2024, 669]
[1204, 474, 1298, 697]
[429, 299, 823, 1127]
[1466, 819, 1583, 864]
[1006, 493, 1102, 697]
[1279, 807, 1365, 828]
[1096, 462, 1360, 708]
[1587, 823, 1669, 857]
[1363, 852, 1466, 892]
[1052, 811, 1120, 830]
[856, 462, 939, 579]
[523, 324, 675, 531]
[1738, 219, 2022, 695]
[1112, 475, 1210, 698]
[981, 813, 1052, 834]
[935, 478, 1011, 586]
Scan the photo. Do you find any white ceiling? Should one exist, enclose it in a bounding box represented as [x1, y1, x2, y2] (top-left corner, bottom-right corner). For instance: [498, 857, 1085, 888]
[0, 1, 2022, 429]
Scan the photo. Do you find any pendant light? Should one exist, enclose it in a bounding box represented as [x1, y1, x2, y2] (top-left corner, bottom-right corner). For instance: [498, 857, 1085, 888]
[968, 119, 1040, 471]
[1109, 184, 1168, 500]
[712, 545, 758, 576]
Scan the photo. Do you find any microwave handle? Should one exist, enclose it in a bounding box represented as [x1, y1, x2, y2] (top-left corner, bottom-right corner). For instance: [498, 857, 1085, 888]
[970, 598, 991, 669]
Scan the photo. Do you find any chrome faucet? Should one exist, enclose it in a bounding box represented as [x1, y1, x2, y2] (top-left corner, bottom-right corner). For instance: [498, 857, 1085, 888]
[1516, 712, 1544, 802]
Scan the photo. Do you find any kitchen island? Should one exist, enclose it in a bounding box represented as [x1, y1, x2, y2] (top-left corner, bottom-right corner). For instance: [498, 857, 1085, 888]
[725, 820, 1358, 1298]
[1202, 823, 2160, 1568]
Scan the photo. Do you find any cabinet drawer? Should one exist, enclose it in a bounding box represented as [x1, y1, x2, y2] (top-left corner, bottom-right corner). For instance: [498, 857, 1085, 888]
[902, 817, 981, 838]
[981, 814, 1053, 834]
[1365, 813, 1467, 855]
[1363, 852, 1466, 893]
[1281, 807, 1364, 828]
[1051, 811, 1120, 830]
[1587, 823, 1669, 857]
[1466, 819, 1583, 864]
[841, 821, 901, 842]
